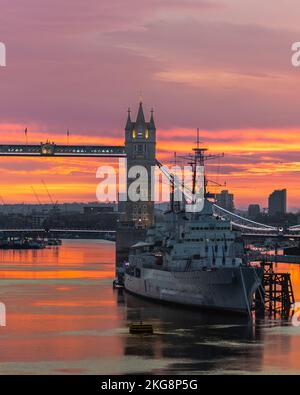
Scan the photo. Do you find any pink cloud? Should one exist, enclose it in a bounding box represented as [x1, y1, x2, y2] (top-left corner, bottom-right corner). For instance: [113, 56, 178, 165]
[0, 1, 299, 207]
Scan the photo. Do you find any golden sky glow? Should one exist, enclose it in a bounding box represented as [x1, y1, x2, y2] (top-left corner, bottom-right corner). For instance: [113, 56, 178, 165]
[0, 124, 299, 210]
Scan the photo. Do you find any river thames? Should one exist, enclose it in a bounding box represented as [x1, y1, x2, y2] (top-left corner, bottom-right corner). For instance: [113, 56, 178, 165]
[0, 239, 299, 375]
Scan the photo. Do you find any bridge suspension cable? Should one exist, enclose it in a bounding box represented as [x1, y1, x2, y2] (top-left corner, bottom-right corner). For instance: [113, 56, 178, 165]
[212, 204, 278, 231]
[155, 160, 277, 232]
[288, 224, 300, 231]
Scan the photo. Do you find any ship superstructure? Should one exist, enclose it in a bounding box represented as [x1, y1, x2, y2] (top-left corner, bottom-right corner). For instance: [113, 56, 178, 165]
[124, 138, 263, 314]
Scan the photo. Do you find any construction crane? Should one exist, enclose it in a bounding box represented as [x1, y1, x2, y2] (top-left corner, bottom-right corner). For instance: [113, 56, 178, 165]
[41, 179, 58, 210]
[0, 195, 5, 205]
[31, 186, 42, 205]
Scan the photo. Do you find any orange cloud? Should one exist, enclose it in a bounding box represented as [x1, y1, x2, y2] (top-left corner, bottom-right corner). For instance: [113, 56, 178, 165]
[0, 124, 299, 209]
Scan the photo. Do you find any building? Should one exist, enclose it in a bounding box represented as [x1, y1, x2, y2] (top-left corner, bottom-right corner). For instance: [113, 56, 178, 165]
[215, 190, 235, 212]
[83, 205, 115, 215]
[268, 189, 287, 216]
[116, 102, 157, 271]
[124, 102, 156, 229]
[248, 204, 261, 219]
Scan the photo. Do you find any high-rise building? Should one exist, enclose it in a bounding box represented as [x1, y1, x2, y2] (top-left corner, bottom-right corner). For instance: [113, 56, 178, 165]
[248, 204, 261, 219]
[215, 190, 235, 212]
[268, 189, 287, 216]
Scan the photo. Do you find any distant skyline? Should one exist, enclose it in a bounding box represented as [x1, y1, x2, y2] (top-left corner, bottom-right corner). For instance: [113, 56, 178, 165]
[0, 1, 300, 208]
[0, 197, 298, 214]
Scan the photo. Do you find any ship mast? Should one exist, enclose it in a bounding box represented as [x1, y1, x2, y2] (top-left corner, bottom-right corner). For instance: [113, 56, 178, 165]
[156, 130, 224, 212]
[190, 129, 224, 201]
[192, 128, 208, 199]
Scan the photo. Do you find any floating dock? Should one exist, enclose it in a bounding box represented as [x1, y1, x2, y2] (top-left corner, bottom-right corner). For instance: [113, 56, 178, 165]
[129, 323, 154, 334]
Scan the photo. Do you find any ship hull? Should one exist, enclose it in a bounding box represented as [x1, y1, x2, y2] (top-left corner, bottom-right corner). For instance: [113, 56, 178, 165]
[125, 267, 263, 315]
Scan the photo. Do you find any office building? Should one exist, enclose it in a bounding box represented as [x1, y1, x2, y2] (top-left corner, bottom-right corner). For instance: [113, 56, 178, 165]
[215, 190, 235, 212]
[268, 189, 287, 216]
[248, 204, 261, 219]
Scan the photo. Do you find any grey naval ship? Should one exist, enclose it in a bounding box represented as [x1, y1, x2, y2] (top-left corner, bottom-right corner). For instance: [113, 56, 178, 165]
[124, 141, 263, 315]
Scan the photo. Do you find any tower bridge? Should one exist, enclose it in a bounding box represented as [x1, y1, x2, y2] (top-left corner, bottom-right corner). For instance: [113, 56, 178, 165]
[0, 143, 126, 157]
[0, 101, 299, 237]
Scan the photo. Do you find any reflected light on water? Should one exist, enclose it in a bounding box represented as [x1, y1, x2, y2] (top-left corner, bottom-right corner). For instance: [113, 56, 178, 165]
[0, 239, 299, 374]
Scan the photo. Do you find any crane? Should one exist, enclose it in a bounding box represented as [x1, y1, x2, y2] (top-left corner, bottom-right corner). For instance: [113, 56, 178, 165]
[31, 186, 42, 205]
[41, 179, 58, 210]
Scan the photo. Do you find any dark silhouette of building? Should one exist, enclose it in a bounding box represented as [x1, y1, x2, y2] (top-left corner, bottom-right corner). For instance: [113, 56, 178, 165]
[83, 205, 114, 215]
[248, 204, 261, 219]
[215, 190, 235, 212]
[268, 189, 287, 216]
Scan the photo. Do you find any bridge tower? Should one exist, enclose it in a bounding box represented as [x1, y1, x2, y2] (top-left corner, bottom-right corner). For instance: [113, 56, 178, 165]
[116, 102, 157, 272]
[124, 101, 156, 228]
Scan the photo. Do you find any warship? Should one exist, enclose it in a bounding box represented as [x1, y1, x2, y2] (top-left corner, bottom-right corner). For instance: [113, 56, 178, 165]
[124, 139, 263, 315]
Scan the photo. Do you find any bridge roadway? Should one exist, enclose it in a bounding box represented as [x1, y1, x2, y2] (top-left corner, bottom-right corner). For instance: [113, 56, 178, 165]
[0, 229, 116, 239]
[252, 254, 300, 264]
[0, 144, 126, 157]
[0, 229, 116, 233]
[240, 232, 300, 239]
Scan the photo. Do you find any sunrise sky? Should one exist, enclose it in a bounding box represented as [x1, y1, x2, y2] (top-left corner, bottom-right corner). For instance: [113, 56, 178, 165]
[0, 0, 300, 210]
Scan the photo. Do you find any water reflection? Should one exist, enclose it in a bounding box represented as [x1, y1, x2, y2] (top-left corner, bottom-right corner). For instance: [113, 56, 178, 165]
[122, 292, 264, 374]
[0, 240, 299, 374]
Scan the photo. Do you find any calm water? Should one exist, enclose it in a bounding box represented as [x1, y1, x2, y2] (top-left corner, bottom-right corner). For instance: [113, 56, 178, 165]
[0, 239, 299, 375]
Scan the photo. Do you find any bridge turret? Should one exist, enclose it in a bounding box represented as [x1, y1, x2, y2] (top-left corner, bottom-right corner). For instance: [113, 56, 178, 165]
[125, 108, 132, 131]
[136, 101, 146, 125]
[149, 109, 156, 130]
